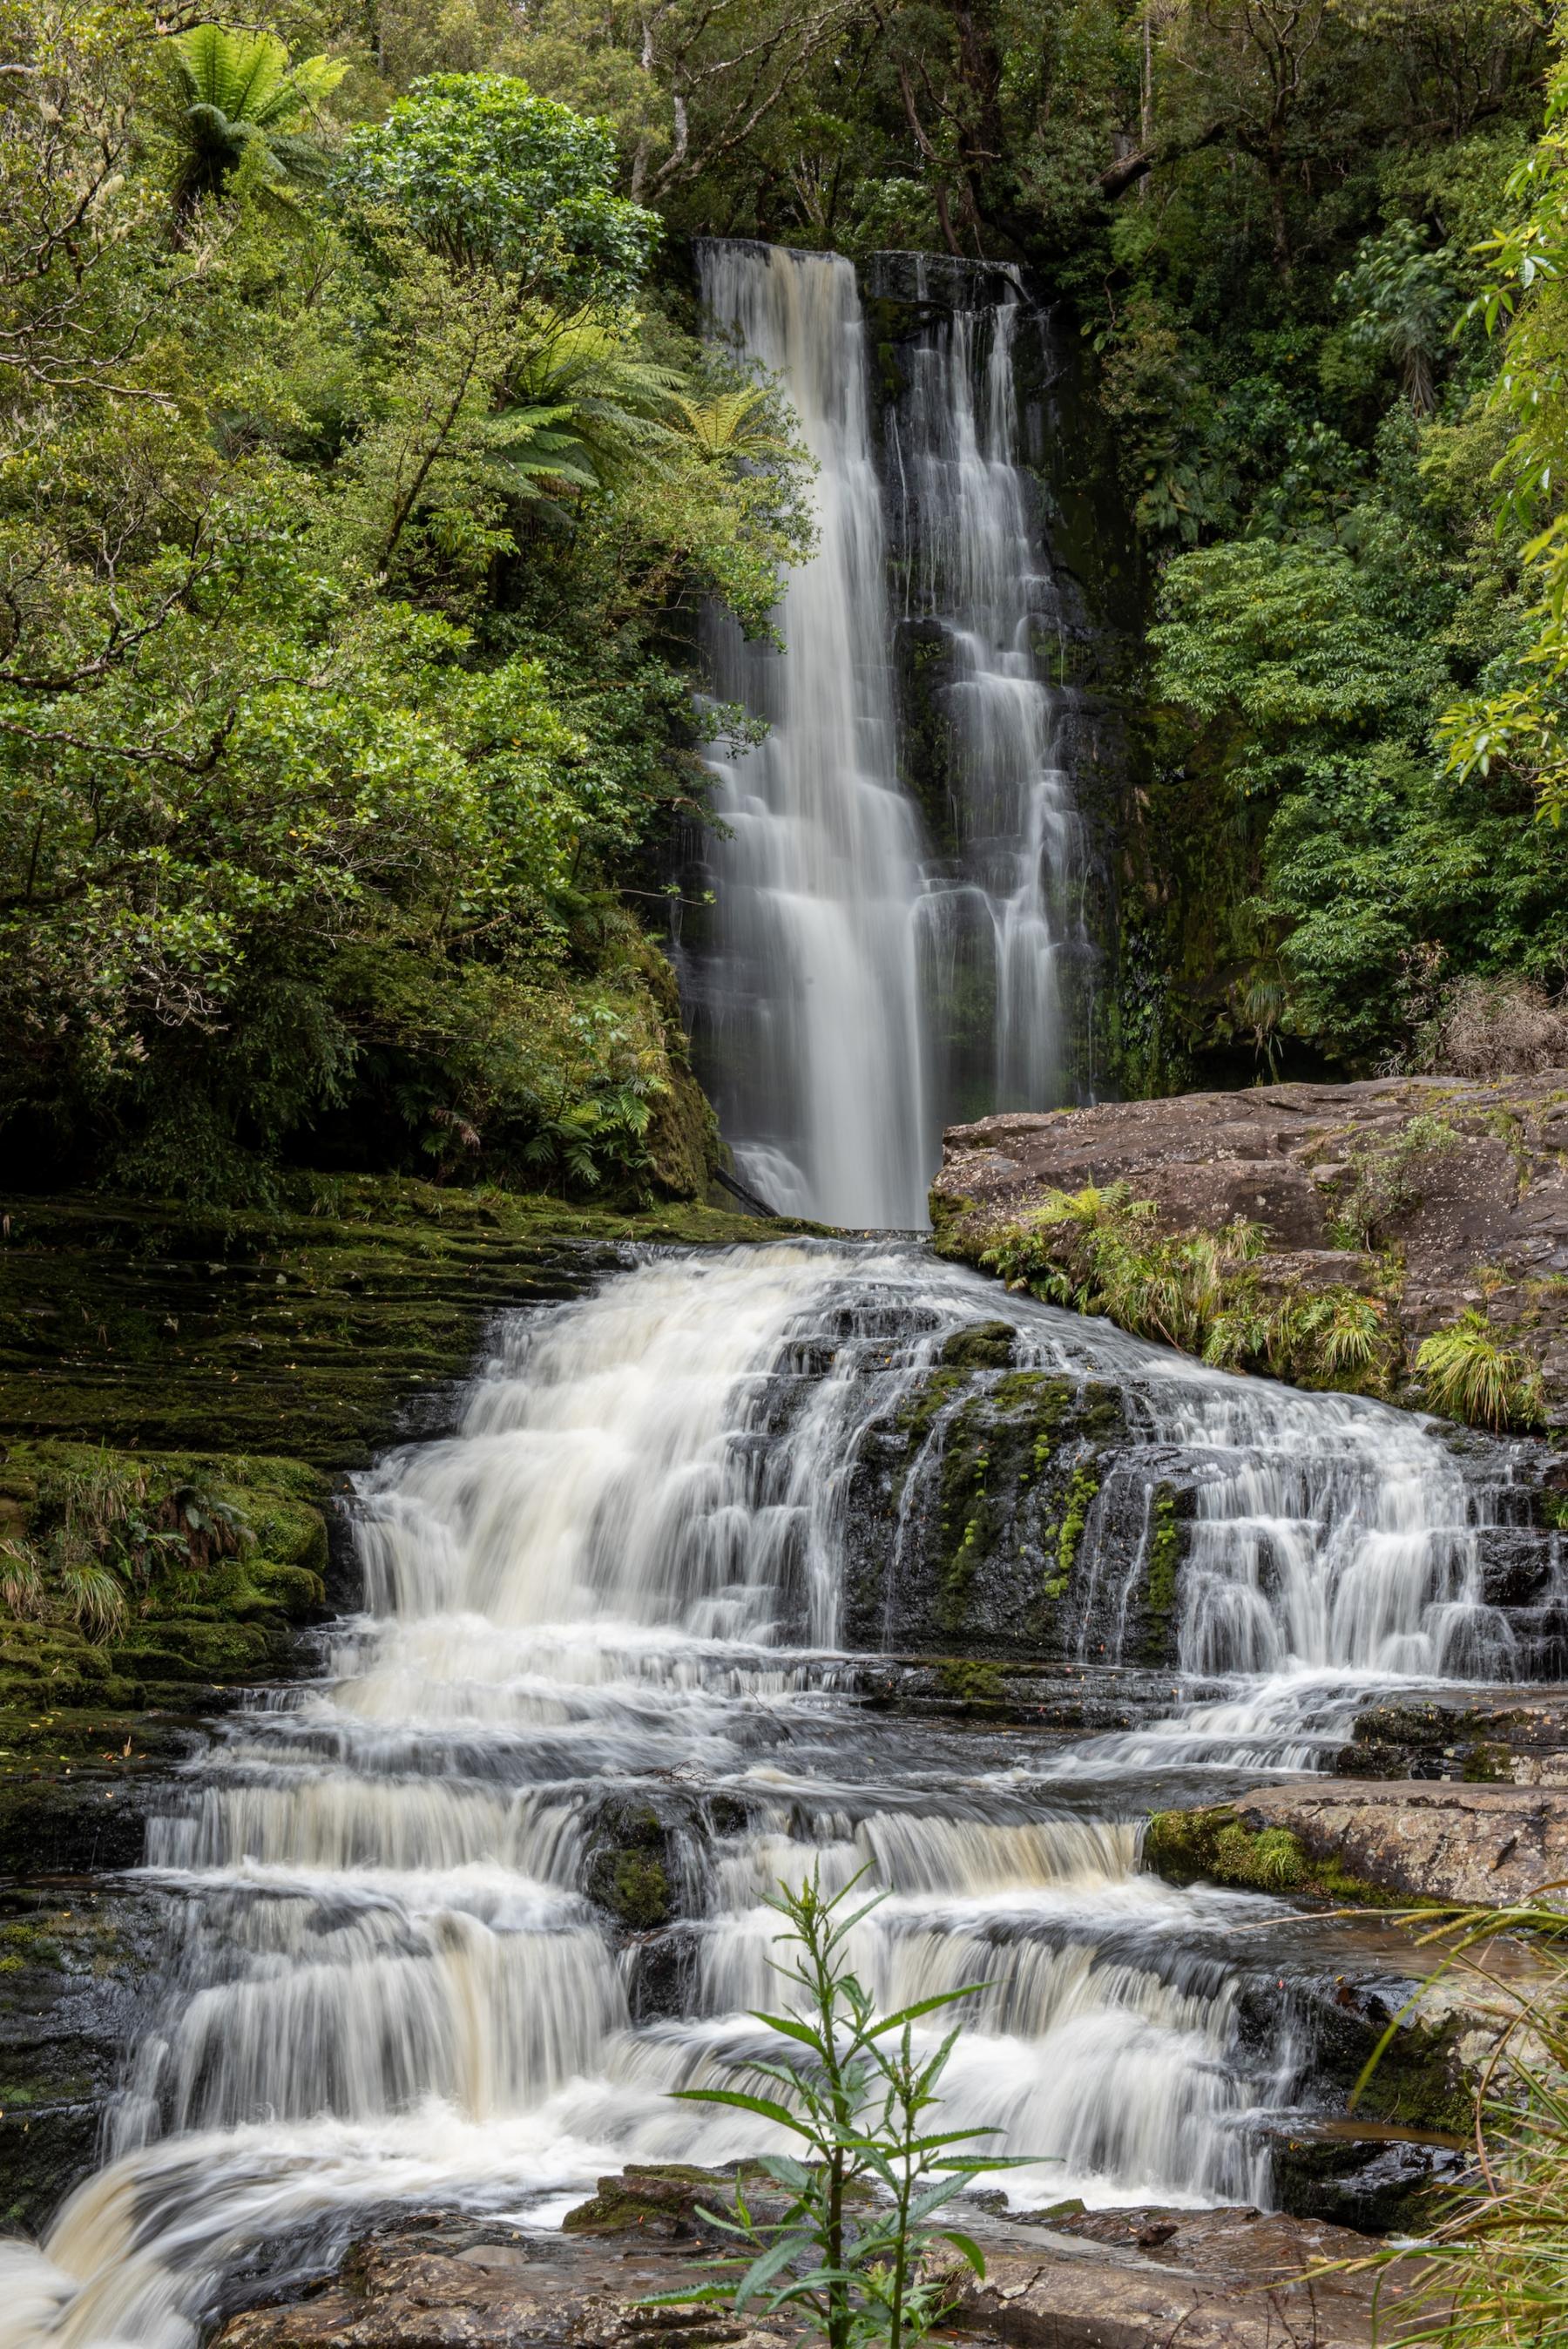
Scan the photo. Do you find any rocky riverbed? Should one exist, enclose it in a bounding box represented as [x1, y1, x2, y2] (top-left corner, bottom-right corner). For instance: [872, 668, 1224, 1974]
[4, 1161, 1568, 2333]
[208, 2168, 1430, 2349]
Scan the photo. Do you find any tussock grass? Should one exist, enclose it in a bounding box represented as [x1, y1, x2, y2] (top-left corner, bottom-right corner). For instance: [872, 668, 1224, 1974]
[1416, 1312, 1545, 1433]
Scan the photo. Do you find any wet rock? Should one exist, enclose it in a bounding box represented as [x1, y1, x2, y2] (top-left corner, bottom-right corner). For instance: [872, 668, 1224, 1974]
[581, 1792, 682, 1930]
[1335, 1692, 1568, 1786]
[838, 1361, 1159, 1661]
[0, 1883, 166, 2231]
[929, 2203, 1424, 2347]
[211, 2194, 1424, 2349]
[931, 1073, 1568, 1422]
[1230, 1779, 1568, 1909]
[1265, 2122, 1468, 2234]
[212, 2210, 801, 2349]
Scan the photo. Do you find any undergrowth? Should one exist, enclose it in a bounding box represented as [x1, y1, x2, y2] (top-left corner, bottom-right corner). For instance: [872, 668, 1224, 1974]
[981, 1183, 1399, 1397]
[1334, 1901, 1568, 2346]
[1416, 1313, 1546, 1433]
[0, 1452, 255, 1645]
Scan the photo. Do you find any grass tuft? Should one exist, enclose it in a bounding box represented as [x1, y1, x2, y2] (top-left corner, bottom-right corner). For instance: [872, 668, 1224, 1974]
[1416, 1312, 1546, 1433]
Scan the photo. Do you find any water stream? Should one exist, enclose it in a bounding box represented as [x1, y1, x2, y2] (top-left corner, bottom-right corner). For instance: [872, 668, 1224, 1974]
[3, 1240, 1538, 2349]
[685, 244, 1095, 1224]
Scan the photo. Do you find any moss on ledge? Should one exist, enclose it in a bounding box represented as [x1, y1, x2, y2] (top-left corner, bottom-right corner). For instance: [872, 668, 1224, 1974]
[0, 1440, 328, 1777]
[0, 1176, 803, 1470]
[1144, 1804, 1424, 1908]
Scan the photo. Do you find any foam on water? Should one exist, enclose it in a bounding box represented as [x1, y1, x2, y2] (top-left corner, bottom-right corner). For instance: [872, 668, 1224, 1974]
[2, 1240, 1530, 2347]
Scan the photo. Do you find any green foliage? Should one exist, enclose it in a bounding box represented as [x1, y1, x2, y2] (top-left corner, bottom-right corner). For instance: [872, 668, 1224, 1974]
[983, 1183, 1399, 1397]
[1415, 1310, 1546, 1431]
[341, 71, 659, 301]
[1335, 221, 1459, 417]
[1338, 1899, 1568, 2345]
[0, 3, 811, 1203]
[165, 24, 345, 218]
[0, 1443, 276, 1653]
[653, 1869, 1019, 2349]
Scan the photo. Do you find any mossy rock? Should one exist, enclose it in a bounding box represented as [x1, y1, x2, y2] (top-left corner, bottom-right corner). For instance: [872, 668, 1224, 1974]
[582, 1794, 677, 1930]
[585, 1848, 672, 1931]
[1144, 1804, 1405, 1906]
[938, 1321, 1017, 1372]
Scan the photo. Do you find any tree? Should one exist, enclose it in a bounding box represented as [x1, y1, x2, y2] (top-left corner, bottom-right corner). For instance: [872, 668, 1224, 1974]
[165, 24, 345, 218]
[339, 71, 659, 302]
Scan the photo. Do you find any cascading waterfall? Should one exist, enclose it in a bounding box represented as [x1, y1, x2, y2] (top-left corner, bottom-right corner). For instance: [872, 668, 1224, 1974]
[888, 263, 1096, 1120]
[684, 243, 1097, 1223]
[691, 246, 931, 1229]
[3, 1241, 1531, 2349]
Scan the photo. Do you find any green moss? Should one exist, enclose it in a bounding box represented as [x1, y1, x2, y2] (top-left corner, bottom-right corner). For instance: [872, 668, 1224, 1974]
[0, 1439, 328, 1770]
[1055, 1463, 1100, 1582]
[1140, 1483, 1184, 1662]
[587, 1849, 672, 1931]
[1144, 1804, 1428, 1908]
[934, 1659, 1004, 1704]
[0, 1180, 822, 1472]
[938, 1321, 1017, 1372]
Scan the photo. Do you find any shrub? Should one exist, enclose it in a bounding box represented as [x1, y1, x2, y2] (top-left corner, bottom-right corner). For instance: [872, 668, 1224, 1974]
[1424, 976, 1568, 1079]
[983, 1187, 1396, 1397]
[653, 1871, 1018, 2349]
[1416, 1312, 1546, 1432]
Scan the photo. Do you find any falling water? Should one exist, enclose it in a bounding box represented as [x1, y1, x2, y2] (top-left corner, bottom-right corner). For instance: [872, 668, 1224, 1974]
[3, 1241, 1535, 2349]
[684, 244, 1098, 1223]
[888, 266, 1097, 1119]
[692, 246, 931, 1228]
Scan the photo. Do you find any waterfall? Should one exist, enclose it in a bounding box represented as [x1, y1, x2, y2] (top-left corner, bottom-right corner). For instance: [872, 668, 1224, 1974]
[684, 244, 1097, 1224]
[888, 267, 1097, 1119]
[3, 1242, 1530, 2349]
[692, 246, 931, 1229]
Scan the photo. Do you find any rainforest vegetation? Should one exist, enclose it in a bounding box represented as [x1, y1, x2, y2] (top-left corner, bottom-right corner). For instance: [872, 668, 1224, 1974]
[4, 0, 1568, 1201]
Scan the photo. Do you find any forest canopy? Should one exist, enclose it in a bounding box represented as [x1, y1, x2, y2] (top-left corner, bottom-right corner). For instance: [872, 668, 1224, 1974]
[3, 0, 1568, 1201]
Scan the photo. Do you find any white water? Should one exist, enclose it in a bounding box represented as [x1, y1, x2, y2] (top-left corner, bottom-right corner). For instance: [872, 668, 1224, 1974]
[695, 247, 931, 1228]
[891, 269, 1095, 1117]
[3, 1242, 1531, 2349]
[688, 244, 1094, 1223]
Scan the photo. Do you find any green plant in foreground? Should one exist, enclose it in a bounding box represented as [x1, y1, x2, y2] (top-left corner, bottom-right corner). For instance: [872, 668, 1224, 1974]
[651, 1870, 1022, 2349]
[1328, 1899, 1568, 2345]
[1416, 1313, 1545, 1432]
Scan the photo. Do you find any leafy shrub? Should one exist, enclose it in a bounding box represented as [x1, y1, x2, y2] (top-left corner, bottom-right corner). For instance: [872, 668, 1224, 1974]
[656, 1870, 1017, 2349]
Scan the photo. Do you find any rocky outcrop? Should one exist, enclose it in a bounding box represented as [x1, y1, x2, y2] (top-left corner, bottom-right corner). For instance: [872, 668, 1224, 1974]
[1152, 1780, 1568, 1911]
[1239, 1780, 1568, 1910]
[932, 1073, 1568, 1421]
[210, 2183, 1428, 2349]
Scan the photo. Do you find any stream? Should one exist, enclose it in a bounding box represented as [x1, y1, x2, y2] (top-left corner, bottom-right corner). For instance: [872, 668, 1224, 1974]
[2, 1238, 1548, 2348]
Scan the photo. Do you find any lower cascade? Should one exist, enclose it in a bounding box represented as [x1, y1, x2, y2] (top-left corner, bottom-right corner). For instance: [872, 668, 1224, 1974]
[3, 1242, 1556, 2347]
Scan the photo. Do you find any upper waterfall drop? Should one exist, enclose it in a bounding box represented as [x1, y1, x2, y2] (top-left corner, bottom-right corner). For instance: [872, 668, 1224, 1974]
[885, 261, 1098, 1120]
[683, 242, 1100, 1227]
[692, 244, 931, 1229]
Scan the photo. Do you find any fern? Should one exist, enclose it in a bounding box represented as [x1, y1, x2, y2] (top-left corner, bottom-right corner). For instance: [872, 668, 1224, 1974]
[166, 25, 344, 217]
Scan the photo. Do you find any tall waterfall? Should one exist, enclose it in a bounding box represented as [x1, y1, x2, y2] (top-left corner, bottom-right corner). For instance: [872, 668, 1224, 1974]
[889, 267, 1096, 1121]
[693, 247, 931, 1229]
[3, 1242, 1529, 2349]
[686, 244, 1097, 1224]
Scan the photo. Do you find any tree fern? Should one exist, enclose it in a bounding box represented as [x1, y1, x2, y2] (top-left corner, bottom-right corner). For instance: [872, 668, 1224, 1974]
[166, 26, 344, 217]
